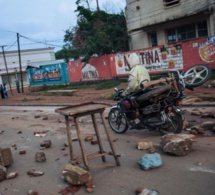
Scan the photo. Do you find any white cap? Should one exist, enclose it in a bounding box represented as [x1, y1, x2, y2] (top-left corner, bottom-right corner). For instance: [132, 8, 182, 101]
[127, 53, 140, 69]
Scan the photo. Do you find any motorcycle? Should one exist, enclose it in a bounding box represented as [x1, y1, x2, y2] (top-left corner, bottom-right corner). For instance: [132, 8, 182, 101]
[108, 64, 212, 135]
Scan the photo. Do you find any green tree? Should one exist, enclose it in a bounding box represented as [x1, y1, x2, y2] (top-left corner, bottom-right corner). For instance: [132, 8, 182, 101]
[55, 2, 129, 62]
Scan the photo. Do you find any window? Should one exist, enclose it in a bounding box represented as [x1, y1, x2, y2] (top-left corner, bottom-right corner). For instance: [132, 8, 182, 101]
[164, 0, 180, 7]
[150, 33, 158, 46]
[167, 29, 176, 43]
[166, 21, 208, 43]
[178, 24, 196, 41]
[197, 21, 208, 37]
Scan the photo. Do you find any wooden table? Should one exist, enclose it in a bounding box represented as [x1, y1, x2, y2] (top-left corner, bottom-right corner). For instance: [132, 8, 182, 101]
[55, 102, 120, 170]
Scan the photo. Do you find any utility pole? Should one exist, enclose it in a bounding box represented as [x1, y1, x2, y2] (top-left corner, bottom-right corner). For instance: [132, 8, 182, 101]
[96, 0, 100, 12]
[17, 33, 24, 93]
[0, 45, 13, 95]
[96, 0, 100, 29]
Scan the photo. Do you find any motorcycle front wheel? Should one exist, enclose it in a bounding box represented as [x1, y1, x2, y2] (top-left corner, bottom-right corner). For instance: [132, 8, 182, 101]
[108, 107, 128, 134]
[182, 64, 211, 87]
[159, 109, 183, 135]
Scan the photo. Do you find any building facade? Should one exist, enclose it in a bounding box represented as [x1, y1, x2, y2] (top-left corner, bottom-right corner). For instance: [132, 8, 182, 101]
[126, 0, 215, 50]
[0, 47, 55, 88]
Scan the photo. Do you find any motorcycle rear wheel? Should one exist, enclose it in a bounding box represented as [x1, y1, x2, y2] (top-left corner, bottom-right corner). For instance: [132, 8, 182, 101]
[159, 109, 183, 135]
[108, 107, 128, 134]
[182, 64, 211, 87]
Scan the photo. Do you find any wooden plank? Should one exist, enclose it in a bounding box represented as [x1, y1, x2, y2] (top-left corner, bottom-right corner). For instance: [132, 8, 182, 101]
[55, 102, 108, 116]
[75, 152, 106, 164]
[74, 117, 89, 169]
[65, 116, 73, 161]
[100, 112, 121, 166]
[142, 78, 173, 89]
[91, 113, 106, 162]
[89, 164, 116, 169]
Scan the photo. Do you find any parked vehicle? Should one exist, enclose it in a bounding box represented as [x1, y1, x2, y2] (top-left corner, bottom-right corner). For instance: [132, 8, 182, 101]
[108, 64, 211, 135]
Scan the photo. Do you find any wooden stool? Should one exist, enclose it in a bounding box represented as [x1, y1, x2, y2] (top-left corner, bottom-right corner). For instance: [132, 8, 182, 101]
[55, 102, 120, 170]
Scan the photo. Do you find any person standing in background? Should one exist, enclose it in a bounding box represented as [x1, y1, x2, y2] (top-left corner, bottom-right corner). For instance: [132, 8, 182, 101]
[0, 84, 4, 99]
[15, 79, 21, 93]
[3, 83, 8, 98]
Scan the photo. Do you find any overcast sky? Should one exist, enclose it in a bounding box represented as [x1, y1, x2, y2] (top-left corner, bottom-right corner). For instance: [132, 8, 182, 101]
[0, 0, 125, 52]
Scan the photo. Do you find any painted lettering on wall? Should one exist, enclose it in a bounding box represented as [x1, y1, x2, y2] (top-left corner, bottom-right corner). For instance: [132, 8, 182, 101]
[199, 36, 215, 63]
[115, 46, 183, 75]
[31, 64, 61, 82]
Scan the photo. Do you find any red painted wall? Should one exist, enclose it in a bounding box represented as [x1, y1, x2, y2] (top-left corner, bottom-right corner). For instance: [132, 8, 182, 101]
[67, 55, 114, 82]
[67, 37, 215, 82]
[180, 37, 215, 71]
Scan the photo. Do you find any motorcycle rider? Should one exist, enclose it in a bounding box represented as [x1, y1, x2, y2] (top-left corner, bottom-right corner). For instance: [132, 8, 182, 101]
[121, 52, 150, 129]
[122, 52, 150, 96]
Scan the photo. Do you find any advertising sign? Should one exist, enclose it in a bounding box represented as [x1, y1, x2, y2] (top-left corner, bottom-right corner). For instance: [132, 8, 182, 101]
[31, 64, 61, 82]
[199, 36, 215, 63]
[115, 46, 183, 75]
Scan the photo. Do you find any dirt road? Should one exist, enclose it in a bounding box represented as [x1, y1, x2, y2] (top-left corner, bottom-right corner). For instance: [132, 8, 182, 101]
[0, 105, 215, 195]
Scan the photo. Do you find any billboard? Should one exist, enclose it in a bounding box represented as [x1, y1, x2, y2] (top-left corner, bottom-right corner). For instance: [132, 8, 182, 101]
[115, 46, 183, 75]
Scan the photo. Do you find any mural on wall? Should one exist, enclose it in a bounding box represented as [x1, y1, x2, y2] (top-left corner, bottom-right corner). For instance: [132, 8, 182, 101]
[199, 36, 215, 63]
[115, 46, 183, 75]
[31, 64, 61, 82]
[81, 63, 99, 79]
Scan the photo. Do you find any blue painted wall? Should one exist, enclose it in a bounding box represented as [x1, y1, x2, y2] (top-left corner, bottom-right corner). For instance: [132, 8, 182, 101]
[27, 62, 69, 86]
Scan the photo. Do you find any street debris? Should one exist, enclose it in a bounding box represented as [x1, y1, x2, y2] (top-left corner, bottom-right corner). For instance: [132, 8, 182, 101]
[17, 130, 22, 134]
[91, 140, 98, 145]
[62, 164, 91, 185]
[6, 171, 18, 179]
[0, 130, 5, 135]
[137, 141, 153, 150]
[191, 110, 202, 116]
[28, 190, 39, 195]
[137, 141, 157, 153]
[11, 144, 17, 150]
[40, 140, 52, 148]
[34, 131, 48, 137]
[135, 187, 160, 195]
[84, 135, 93, 141]
[19, 150, 26, 155]
[0, 148, 13, 166]
[196, 161, 203, 166]
[183, 97, 203, 103]
[42, 115, 48, 120]
[190, 125, 205, 134]
[201, 121, 215, 130]
[201, 112, 214, 118]
[112, 138, 118, 142]
[182, 119, 189, 130]
[160, 134, 195, 156]
[148, 146, 157, 154]
[64, 142, 69, 147]
[27, 169, 44, 177]
[138, 153, 162, 171]
[35, 152, 46, 162]
[0, 165, 7, 182]
[59, 186, 80, 195]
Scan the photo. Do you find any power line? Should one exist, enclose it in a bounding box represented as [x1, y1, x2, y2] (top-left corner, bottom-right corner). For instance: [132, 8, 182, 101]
[20, 34, 63, 48]
[5, 40, 17, 51]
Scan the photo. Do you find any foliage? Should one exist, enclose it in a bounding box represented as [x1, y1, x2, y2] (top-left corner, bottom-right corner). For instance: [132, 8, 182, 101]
[55, 2, 129, 62]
